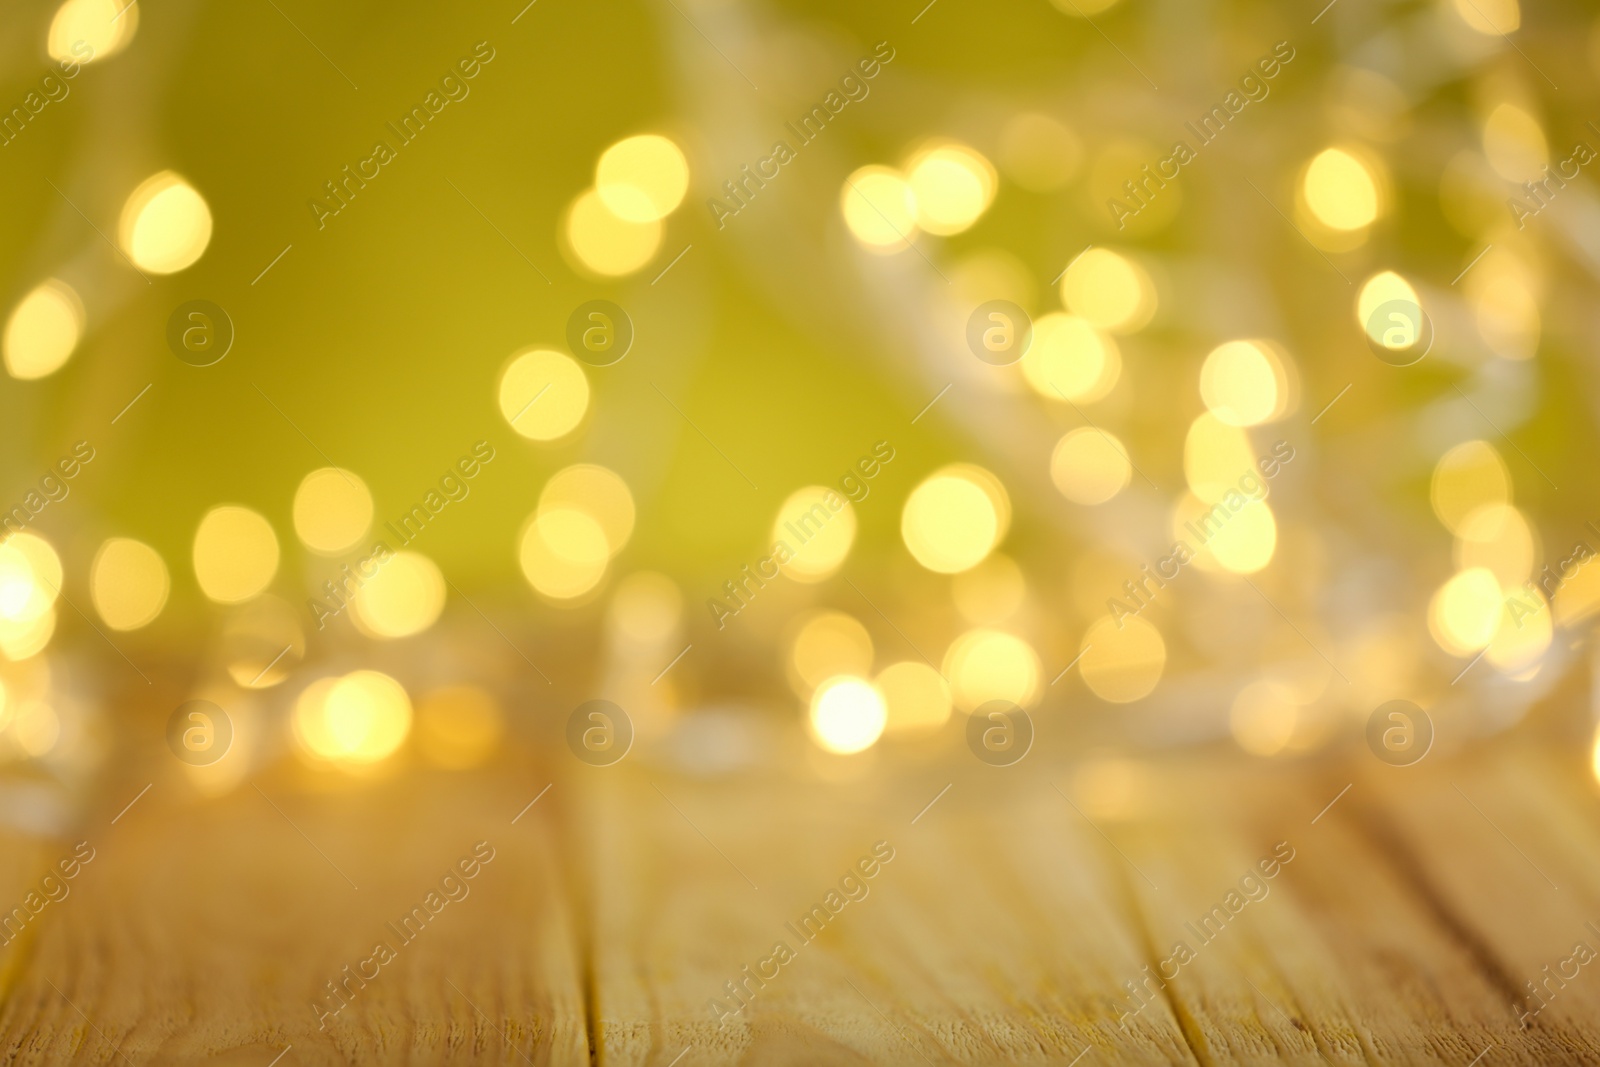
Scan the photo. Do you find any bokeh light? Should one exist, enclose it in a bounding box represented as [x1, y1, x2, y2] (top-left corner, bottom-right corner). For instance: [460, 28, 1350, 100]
[1060, 248, 1155, 334]
[519, 508, 610, 601]
[808, 676, 887, 754]
[943, 628, 1041, 711]
[294, 670, 412, 765]
[1356, 271, 1422, 351]
[771, 486, 856, 582]
[1301, 148, 1380, 232]
[906, 142, 997, 236]
[349, 551, 446, 639]
[4, 280, 84, 381]
[1079, 615, 1166, 703]
[293, 468, 373, 556]
[841, 166, 918, 251]
[1199, 341, 1287, 426]
[1431, 441, 1511, 535]
[1429, 567, 1503, 655]
[499, 348, 590, 441]
[564, 188, 662, 276]
[542, 465, 635, 558]
[1020, 313, 1120, 403]
[902, 466, 1009, 574]
[48, 0, 138, 64]
[192, 505, 279, 604]
[1482, 102, 1545, 181]
[875, 661, 952, 733]
[788, 611, 873, 697]
[1051, 427, 1132, 505]
[119, 172, 213, 275]
[595, 134, 690, 223]
[90, 537, 169, 631]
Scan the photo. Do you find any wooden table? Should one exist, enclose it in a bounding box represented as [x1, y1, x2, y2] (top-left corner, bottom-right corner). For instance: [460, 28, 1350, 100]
[2, 723, 1598, 1065]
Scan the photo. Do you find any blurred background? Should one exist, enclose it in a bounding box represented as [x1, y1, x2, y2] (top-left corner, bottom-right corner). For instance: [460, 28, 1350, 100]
[0, 0, 1597, 809]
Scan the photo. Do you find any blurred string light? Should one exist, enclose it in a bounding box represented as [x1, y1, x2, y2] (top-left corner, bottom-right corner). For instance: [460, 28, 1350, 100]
[841, 166, 918, 251]
[788, 611, 873, 698]
[542, 464, 635, 557]
[1060, 248, 1155, 334]
[565, 132, 689, 276]
[3, 280, 84, 380]
[1051, 427, 1131, 506]
[89, 537, 168, 631]
[349, 551, 445, 639]
[901, 465, 1010, 574]
[517, 464, 634, 603]
[119, 172, 213, 274]
[0, 534, 61, 661]
[808, 676, 887, 755]
[905, 142, 996, 236]
[771, 487, 855, 582]
[48, 0, 138, 63]
[1297, 147, 1384, 245]
[943, 628, 1041, 711]
[1199, 341, 1291, 426]
[498, 348, 589, 441]
[293, 670, 411, 766]
[293, 468, 373, 555]
[875, 661, 951, 733]
[192, 506, 279, 604]
[1019, 314, 1120, 402]
[1078, 615, 1166, 703]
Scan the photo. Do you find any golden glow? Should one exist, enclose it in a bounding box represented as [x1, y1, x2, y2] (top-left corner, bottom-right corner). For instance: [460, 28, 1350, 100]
[1482, 103, 1546, 181]
[906, 142, 997, 236]
[1555, 564, 1600, 629]
[1429, 567, 1503, 655]
[1488, 589, 1550, 673]
[1431, 440, 1511, 534]
[943, 628, 1041, 712]
[1184, 412, 1257, 504]
[808, 676, 888, 754]
[0, 609, 55, 661]
[841, 166, 918, 251]
[901, 465, 1009, 574]
[1230, 680, 1297, 756]
[349, 551, 445, 639]
[192, 506, 279, 604]
[119, 172, 213, 274]
[951, 553, 1026, 626]
[1175, 490, 1278, 574]
[1060, 248, 1155, 335]
[1357, 271, 1422, 349]
[415, 685, 503, 769]
[875, 661, 952, 733]
[565, 188, 662, 277]
[608, 571, 682, 645]
[1020, 313, 1120, 403]
[499, 348, 589, 441]
[1454, 0, 1519, 33]
[294, 670, 412, 765]
[518, 508, 610, 601]
[595, 134, 690, 223]
[1051, 427, 1132, 505]
[4, 280, 84, 381]
[90, 538, 168, 631]
[998, 112, 1080, 192]
[1302, 149, 1379, 231]
[1199, 341, 1285, 426]
[1049, 0, 1123, 15]
[48, 0, 138, 63]
[789, 611, 873, 697]
[0, 533, 61, 625]
[293, 468, 373, 556]
[542, 464, 635, 557]
[1454, 504, 1533, 590]
[772, 486, 856, 582]
[1080, 615, 1166, 703]
[12, 700, 60, 757]
[1469, 248, 1540, 361]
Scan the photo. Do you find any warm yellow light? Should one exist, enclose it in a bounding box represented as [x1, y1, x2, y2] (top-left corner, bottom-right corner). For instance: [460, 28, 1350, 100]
[841, 166, 918, 251]
[518, 508, 610, 601]
[1453, 0, 1519, 33]
[542, 465, 635, 557]
[0, 533, 61, 624]
[1555, 565, 1600, 629]
[294, 670, 412, 765]
[1302, 149, 1379, 231]
[48, 0, 138, 64]
[1454, 504, 1533, 591]
[1230, 681, 1297, 757]
[293, 468, 373, 556]
[1488, 589, 1550, 673]
[1079, 615, 1166, 703]
[875, 661, 952, 733]
[1177, 491, 1278, 574]
[608, 571, 682, 646]
[12, 700, 60, 757]
[415, 685, 503, 770]
[349, 551, 445, 639]
[1357, 270, 1422, 349]
[1183, 413, 1257, 504]
[596, 134, 690, 223]
[498, 348, 589, 441]
[1051, 427, 1131, 506]
[1482, 103, 1546, 182]
[4, 280, 84, 381]
[772, 486, 855, 582]
[944, 628, 1041, 712]
[789, 611, 874, 697]
[951, 553, 1026, 626]
[1060, 248, 1154, 335]
[1431, 440, 1511, 534]
[1429, 568, 1503, 655]
[1020, 313, 1120, 403]
[0, 609, 55, 660]
[902, 467, 1008, 574]
[119, 172, 212, 275]
[809, 676, 888, 754]
[1468, 249, 1540, 361]
[565, 188, 662, 277]
[1200, 341, 1284, 426]
[998, 112, 1081, 192]
[192, 506, 279, 604]
[906, 142, 996, 236]
[90, 538, 168, 631]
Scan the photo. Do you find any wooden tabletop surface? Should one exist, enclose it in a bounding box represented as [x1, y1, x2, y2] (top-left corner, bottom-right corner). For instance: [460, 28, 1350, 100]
[2, 720, 1599, 1066]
